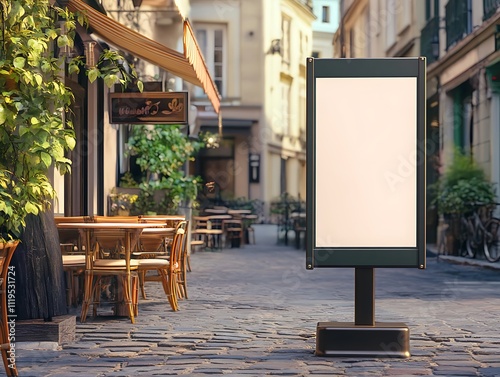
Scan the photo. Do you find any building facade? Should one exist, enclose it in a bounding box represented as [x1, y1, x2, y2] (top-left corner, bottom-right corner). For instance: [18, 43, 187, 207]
[312, 0, 340, 58]
[422, 0, 500, 229]
[52, 0, 220, 217]
[189, 0, 315, 217]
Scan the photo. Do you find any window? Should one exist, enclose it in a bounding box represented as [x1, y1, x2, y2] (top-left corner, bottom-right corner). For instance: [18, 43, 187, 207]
[195, 24, 226, 98]
[425, 0, 440, 21]
[322, 6, 330, 23]
[282, 82, 291, 135]
[282, 15, 291, 63]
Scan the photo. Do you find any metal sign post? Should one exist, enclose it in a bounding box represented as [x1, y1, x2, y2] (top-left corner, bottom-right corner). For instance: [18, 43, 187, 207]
[306, 57, 426, 357]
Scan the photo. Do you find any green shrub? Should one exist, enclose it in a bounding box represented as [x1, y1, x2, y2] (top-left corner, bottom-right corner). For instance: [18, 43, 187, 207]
[431, 150, 496, 215]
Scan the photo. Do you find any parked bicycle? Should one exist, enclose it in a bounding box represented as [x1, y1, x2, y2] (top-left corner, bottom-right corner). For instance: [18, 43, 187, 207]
[483, 206, 500, 262]
[458, 203, 500, 262]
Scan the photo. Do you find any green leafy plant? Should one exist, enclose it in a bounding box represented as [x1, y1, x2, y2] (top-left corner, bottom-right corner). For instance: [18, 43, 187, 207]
[0, 0, 142, 242]
[126, 124, 209, 213]
[431, 150, 496, 215]
[119, 171, 139, 188]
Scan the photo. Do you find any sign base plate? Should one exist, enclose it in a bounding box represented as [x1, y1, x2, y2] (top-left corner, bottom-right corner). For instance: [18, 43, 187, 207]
[316, 321, 410, 358]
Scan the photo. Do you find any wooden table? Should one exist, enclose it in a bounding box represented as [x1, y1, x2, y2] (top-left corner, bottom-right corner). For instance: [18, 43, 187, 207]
[57, 222, 165, 323]
[227, 209, 252, 217]
[204, 208, 228, 215]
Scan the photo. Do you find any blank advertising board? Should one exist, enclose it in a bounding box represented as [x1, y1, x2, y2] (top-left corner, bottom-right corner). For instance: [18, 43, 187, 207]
[306, 58, 426, 269]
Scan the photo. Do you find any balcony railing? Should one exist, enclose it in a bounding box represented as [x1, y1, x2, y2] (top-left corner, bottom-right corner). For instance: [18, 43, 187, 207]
[484, 0, 500, 20]
[445, 0, 472, 50]
[420, 17, 440, 64]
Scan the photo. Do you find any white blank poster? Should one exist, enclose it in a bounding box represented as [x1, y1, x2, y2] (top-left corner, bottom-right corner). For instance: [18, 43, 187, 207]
[315, 77, 417, 248]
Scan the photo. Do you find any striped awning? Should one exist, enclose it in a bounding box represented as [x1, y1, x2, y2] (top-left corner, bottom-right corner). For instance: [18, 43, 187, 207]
[67, 0, 221, 114]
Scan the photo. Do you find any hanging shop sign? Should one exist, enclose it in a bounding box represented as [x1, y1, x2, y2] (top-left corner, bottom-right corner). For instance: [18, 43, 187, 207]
[109, 91, 188, 125]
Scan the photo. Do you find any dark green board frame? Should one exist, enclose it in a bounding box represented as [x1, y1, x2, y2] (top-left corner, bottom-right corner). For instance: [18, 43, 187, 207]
[306, 58, 426, 269]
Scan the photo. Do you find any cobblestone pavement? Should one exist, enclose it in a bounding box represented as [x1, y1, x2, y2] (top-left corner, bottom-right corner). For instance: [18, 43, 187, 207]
[14, 225, 500, 376]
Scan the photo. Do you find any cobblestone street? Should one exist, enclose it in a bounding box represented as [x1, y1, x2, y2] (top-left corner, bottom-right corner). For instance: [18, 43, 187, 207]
[14, 224, 500, 376]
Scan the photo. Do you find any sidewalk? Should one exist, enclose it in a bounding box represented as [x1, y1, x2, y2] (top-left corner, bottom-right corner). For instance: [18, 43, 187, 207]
[426, 243, 500, 270]
[13, 224, 500, 376]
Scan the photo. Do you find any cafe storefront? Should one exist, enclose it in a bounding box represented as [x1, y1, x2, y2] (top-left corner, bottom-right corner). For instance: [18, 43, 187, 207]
[53, 0, 221, 217]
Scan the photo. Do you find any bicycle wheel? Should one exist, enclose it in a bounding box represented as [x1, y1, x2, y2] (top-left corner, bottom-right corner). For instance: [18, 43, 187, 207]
[484, 218, 500, 262]
[468, 217, 484, 257]
[459, 217, 476, 258]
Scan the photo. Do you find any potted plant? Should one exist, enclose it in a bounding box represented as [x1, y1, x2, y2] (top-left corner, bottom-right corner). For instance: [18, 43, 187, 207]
[430, 149, 496, 254]
[108, 189, 139, 216]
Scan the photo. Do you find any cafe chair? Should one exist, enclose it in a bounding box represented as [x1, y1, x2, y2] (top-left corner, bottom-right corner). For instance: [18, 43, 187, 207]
[137, 221, 188, 311]
[293, 217, 307, 250]
[190, 239, 205, 255]
[192, 216, 223, 251]
[174, 227, 190, 299]
[61, 253, 86, 308]
[0, 241, 19, 377]
[134, 228, 171, 299]
[80, 229, 139, 323]
[223, 219, 244, 248]
[55, 216, 91, 307]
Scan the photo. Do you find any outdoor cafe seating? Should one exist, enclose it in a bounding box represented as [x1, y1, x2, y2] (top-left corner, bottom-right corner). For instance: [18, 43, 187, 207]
[54, 208, 257, 323]
[191, 208, 258, 250]
[55, 215, 187, 322]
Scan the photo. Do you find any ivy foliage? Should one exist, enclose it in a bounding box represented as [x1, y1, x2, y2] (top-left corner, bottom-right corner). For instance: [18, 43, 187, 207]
[0, 0, 141, 241]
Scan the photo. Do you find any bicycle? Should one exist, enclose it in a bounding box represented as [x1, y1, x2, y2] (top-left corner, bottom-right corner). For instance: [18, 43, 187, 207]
[457, 205, 485, 259]
[483, 204, 500, 263]
[458, 203, 500, 262]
